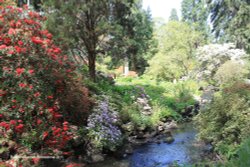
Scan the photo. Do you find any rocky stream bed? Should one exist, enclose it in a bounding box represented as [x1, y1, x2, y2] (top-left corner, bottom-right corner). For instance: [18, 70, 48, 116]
[86, 122, 211, 167]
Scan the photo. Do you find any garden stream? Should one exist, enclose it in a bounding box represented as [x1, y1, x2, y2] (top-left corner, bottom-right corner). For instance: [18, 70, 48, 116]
[87, 122, 208, 167]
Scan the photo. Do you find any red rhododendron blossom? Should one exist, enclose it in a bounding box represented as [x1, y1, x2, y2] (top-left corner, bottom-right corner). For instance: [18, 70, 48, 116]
[14, 46, 22, 53]
[0, 122, 10, 130]
[43, 131, 48, 140]
[16, 20, 22, 28]
[9, 120, 17, 125]
[7, 50, 14, 55]
[34, 92, 40, 97]
[37, 119, 42, 125]
[19, 83, 26, 88]
[48, 108, 54, 113]
[0, 44, 7, 50]
[9, 20, 16, 28]
[18, 40, 23, 46]
[31, 36, 43, 45]
[46, 33, 52, 39]
[28, 69, 34, 75]
[15, 124, 24, 133]
[16, 68, 25, 75]
[47, 95, 53, 99]
[4, 38, 11, 45]
[8, 28, 16, 35]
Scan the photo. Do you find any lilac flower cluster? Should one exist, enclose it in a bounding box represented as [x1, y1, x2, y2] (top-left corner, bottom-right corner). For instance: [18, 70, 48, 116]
[87, 101, 122, 150]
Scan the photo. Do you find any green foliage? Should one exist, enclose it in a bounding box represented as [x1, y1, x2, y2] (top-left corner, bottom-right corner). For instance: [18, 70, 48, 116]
[169, 8, 179, 21]
[214, 61, 248, 87]
[147, 21, 204, 81]
[226, 137, 250, 167]
[181, 0, 210, 41]
[44, 0, 136, 80]
[194, 83, 250, 158]
[121, 104, 153, 129]
[116, 77, 200, 120]
[151, 106, 174, 125]
[208, 0, 250, 53]
[109, 1, 157, 74]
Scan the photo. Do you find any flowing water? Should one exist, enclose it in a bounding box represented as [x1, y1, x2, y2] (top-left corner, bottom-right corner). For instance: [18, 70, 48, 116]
[87, 122, 207, 167]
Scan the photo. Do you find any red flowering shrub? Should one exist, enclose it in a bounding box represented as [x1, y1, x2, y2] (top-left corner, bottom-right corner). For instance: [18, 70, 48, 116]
[0, 5, 89, 156]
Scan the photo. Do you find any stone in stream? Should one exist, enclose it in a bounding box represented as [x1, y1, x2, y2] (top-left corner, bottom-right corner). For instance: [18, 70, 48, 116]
[164, 136, 175, 144]
[164, 121, 178, 130]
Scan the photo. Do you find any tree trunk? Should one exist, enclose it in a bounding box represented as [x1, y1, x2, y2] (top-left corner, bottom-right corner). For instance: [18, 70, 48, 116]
[88, 52, 96, 82]
[130, 49, 138, 71]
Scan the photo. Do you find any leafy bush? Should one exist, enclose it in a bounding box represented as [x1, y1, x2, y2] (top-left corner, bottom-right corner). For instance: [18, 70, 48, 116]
[194, 83, 250, 158]
[0, 5, 89, 155]
[214, 60, 248, 87]
[226, 137, 250, 167]
[151, 105, 174, 124]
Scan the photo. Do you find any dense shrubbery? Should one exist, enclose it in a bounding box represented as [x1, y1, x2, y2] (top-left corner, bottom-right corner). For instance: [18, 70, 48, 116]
[225, 137, 250, 167]
[0, 5, 90, 158]
[214, 60, 248, 87]
[194, 82, 250, 158]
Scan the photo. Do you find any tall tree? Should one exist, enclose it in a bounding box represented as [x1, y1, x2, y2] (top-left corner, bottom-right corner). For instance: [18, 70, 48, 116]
[147, 21, 204, 81]
[44, 0, 132, 81]
[207, 0, 250, 53]
[109, 0, 156, 74]
[181, 0, 210, 40]
[169, 8, 179, 21]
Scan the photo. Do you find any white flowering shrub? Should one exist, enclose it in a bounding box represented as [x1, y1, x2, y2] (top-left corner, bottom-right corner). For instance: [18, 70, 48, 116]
[195, 43, 248, 83]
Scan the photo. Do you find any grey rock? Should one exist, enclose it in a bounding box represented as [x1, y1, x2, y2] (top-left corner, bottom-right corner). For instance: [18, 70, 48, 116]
[122, 122, 134, 132]
[91, 154, 104, 163]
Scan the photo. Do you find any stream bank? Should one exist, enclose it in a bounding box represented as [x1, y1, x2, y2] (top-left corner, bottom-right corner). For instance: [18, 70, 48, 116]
[86, 122, 210, 167]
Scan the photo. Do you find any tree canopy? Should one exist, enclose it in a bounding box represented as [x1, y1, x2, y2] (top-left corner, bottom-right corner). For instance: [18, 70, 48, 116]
[147, 21, 204, 81]
[181, 0, 210, 41]
[207, 0, 250, 52]
[169, 8, 179, 21]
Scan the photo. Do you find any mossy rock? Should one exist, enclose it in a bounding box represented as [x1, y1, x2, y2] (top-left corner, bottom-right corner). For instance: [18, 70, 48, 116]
[164, 136, 174, 144]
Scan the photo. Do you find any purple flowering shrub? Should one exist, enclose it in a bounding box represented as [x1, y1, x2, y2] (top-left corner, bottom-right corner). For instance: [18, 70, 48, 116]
[87, 100, 122, 151]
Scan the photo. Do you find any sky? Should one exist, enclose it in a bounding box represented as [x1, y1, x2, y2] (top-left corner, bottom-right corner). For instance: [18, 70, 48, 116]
[142, 0, 182, 21]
